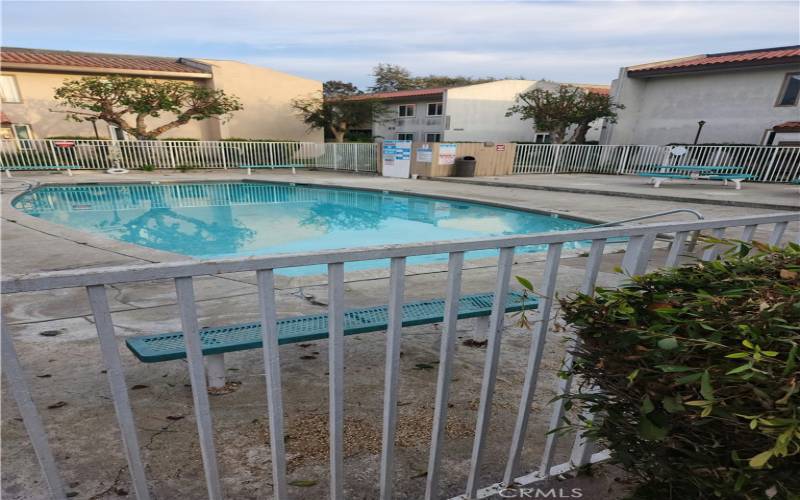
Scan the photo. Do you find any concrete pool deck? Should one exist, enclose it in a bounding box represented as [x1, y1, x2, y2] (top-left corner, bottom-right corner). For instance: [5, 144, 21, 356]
[430, 173, 800, 211]
[1, 169, 798, 499]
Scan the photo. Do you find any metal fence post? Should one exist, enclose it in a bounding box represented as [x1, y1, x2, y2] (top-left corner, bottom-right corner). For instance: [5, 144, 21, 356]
[550, 144, 561, 174]
[333, 144, 338, 170]
[167, 142, 176, 169]
[761, 147, 780, 182]
[617, 146, 630, 174]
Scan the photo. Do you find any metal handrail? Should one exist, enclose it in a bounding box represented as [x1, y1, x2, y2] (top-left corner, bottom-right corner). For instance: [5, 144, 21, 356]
[589, 208, 704, 228]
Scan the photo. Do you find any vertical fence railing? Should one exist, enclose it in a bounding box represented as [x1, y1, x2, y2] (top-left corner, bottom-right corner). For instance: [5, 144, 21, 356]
[2, 213, 797, 500]
[0, 140, 379, 173]
[512, 144, 800, 182]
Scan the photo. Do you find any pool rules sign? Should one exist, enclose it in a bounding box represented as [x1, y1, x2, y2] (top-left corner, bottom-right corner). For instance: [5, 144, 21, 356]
[382, 140, 412, 178]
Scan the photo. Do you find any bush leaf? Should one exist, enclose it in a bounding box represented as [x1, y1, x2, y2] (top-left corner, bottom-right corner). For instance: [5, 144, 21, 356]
[700, 370, 714, 401]
[748, 450, 773, 469]
[657, 337, 679, 350]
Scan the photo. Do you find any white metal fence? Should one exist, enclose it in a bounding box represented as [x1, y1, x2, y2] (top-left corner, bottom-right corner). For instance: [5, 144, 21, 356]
[0, 140, 379, 173]
[2, 212, 798, 500]
[513, 144, 800, 182]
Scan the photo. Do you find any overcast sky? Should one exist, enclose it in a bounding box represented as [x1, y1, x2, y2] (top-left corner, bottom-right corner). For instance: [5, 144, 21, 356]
[2, 1, 798, 88]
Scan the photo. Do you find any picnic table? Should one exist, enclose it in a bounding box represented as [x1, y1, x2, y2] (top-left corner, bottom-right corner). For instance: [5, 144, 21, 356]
[638, 165, 753, 189]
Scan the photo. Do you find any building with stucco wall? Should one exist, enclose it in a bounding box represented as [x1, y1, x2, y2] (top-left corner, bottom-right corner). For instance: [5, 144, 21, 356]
[350, 80, 609, 144]
[601, 46, 800, 146]
[0, 47, 323, 142]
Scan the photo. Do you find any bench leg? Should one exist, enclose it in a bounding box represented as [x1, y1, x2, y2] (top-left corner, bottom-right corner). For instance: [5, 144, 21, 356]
[206, 354, 226, 389]
[5, 170, 11, 178]
[733, 179, 743, 190]
[66, 168, 73, 177]
[247, 167, 252, 175]
[472, 316, 490, 343]
[723, 178, 728, 186]
[291, 166, 296, 175]
[653, 177, 665, 188]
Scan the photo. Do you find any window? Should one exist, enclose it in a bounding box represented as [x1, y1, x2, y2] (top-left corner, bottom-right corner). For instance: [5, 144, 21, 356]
[398, 104, 415, 117]
[427, 102, 443, 116]
[12, 124, 33, 149]
[534, 133, 551, 144]
[397, 133, 414, 141]
[108, 124, 127, 141]
[0, 75, 21, 103]
[776, 73, 800, 106]
[425, 133, 442, 142]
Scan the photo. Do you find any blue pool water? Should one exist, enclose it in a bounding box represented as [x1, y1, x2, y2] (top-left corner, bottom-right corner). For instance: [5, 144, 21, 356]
[13, 182, 591, 275]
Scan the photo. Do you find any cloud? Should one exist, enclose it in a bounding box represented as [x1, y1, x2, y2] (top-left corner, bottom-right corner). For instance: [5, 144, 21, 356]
[2, 1, 798, 87]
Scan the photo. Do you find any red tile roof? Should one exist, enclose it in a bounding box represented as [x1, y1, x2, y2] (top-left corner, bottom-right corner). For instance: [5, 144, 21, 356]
[0, 47, 208, 74]
[343, 87, 448, 101]
[576, 85, 610, 95]
[773, 121, 800, 132]
[628, 46, 800, 76]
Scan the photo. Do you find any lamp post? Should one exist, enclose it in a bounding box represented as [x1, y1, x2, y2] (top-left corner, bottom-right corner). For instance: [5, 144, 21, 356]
[693, 120, 706, 145]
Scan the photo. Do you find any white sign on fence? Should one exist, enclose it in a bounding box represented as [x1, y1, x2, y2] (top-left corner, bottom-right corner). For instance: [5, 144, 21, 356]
[438, 143, 457, 165]
[416, 144, 433, 163]
[382, 140, 412, 178]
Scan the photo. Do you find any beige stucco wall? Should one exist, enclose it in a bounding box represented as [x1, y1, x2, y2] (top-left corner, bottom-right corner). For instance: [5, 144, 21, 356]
[0, 70, 216, 139]
[444, 80, 541, 142]
[443, 80, 605, 143]
[198, 59, 323, 142]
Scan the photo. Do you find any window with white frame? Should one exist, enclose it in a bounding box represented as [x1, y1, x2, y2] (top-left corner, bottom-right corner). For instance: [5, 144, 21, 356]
[0, 75, 21, 103]
[425, 133, 442, 142]
[427, 102, 443, 116]
[534, 133, 551, 144]
[12, 124, 33, 149]
[398, 104, 415, 117]
[776, 73, 800, 106]
[397, 133, 414, 141]
[108, 124, 127, 141]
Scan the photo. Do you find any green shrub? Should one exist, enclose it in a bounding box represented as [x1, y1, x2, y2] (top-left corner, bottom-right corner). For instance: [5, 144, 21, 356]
[140, 164, 156, 172]
[559, 241, 800, 499]
[176, 164, 196, 172]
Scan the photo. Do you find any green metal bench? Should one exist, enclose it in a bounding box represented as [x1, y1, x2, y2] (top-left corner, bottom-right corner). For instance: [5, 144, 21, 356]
[637, 172, 753, 189]
[238, 164, 305, 175]
[126, 291, 537, 388]
[4, 165, 82, 177]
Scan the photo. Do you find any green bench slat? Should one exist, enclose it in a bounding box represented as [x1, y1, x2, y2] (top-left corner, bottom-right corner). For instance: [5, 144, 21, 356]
[637, 173, 691, 179]
[637, 172, 753, 180]
[125, 291, 537, 362]
[705, 174, 754, 180]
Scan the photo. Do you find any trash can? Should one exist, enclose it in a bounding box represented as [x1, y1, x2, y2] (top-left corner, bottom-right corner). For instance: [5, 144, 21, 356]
[454, 156, 476, 177]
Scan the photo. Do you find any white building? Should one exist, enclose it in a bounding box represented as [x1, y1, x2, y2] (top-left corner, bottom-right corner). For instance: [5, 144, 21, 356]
[352, 80, 609, 144]
[601, 45, 800, 146]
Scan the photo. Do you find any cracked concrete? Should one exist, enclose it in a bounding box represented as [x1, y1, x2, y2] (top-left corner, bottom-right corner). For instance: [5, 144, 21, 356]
[2, 169, 797, 499]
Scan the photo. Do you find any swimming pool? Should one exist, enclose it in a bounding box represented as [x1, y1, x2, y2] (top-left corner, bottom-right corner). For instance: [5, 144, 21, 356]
[13, 182, 592, 275]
